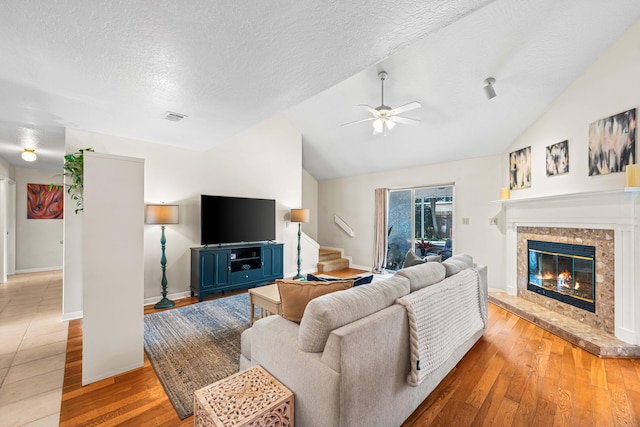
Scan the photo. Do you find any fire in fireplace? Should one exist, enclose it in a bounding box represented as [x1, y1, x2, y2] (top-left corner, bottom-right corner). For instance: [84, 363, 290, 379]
[527, 240, 595, 312]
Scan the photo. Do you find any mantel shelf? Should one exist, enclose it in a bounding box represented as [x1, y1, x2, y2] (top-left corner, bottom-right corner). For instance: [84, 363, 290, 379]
[492, 187, 640, 205]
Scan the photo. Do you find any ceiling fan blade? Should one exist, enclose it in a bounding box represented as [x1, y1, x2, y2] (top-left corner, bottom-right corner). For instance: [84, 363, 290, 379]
[390, 101, 421, 115]
[391, 115, 421, 125]
[341, 117, 376, 127]
[358, 104, 379, 115]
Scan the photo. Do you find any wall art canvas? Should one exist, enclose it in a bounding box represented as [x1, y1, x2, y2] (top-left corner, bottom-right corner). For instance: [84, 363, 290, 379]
[588, 108, 636, 176]
[546, 140, 569, 177]
[27, 184, 63, 219]
[509, 146, 531, 190]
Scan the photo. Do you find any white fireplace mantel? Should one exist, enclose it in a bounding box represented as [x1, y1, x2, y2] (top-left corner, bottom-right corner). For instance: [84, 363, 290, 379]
[502, 189, 640, 345]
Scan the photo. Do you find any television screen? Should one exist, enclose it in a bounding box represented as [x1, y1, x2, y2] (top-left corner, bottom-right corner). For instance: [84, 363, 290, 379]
[201, 195, 276, 245]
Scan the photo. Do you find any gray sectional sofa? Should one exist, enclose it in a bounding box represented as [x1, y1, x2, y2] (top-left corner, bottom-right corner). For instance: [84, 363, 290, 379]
[240, 254, 488, 427]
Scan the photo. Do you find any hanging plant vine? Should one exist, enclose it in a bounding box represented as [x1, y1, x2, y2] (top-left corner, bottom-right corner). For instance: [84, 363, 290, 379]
[55, 148, 94, 214]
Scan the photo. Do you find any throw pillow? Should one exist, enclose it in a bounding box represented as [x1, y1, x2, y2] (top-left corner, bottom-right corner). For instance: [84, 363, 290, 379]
[276, 279, 353, 323]
[403, 249, 425, 268]
[306, 273, 374, 287]
[425, 255, 442, 262]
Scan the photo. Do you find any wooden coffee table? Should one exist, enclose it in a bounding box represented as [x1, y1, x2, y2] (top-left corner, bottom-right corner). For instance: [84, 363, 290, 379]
[248, 284, 281, 325]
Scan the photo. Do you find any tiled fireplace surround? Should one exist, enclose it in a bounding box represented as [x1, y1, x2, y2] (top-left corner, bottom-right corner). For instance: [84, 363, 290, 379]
[497, 189, 640, 355]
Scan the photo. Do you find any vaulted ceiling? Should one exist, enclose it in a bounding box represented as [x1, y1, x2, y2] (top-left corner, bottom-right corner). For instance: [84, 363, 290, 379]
[1, 1, 639, 179]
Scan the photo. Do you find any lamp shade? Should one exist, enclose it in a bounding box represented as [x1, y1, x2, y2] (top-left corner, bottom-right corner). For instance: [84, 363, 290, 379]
[145, 204, 179, 224]
[290, 208, 310, 223]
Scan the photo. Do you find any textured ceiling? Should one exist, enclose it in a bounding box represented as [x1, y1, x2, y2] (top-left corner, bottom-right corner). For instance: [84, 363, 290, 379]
[0, 0, 639, 178]
[0, 0, 490, 171]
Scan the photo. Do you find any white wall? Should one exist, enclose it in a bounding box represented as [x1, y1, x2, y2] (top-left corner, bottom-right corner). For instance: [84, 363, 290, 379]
[14, 168, 63, 272]
[0, 156, 14, 178]
[502, 19, 640, 197]
[82, 152, 144, 384]
[301, 168, 318, 241]
[318, 155, 505, 288]
[63, 114, 303, 315]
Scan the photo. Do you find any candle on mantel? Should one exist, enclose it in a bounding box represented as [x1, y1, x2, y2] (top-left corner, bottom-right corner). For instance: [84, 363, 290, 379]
[626, 164, 640, 187]
[500, 187, 510, 200]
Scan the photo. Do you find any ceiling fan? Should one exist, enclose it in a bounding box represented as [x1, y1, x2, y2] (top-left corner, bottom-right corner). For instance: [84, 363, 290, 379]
[342, 71, 421, 136]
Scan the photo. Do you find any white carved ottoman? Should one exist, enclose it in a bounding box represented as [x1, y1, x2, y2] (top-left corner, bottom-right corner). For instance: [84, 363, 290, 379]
[194, 366, 294, 427]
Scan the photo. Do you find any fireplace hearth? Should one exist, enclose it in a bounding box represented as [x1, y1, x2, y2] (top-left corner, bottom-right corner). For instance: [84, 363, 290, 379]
[527, 240, 595, 312]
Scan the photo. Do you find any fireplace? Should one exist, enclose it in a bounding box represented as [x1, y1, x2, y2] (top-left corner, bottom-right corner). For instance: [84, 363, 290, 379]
[527, 240, 595, 312]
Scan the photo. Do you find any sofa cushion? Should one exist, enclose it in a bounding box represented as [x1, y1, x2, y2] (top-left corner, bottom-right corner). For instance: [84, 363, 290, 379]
[425, 255, 442, 262]
[277, 279, 353, 323]
[403, 249, 425, 267]
[441, 253, 474, 277]
[306, 273, 374, 287]
[396, 261, 446, 292]
[298, 275, 410, 353]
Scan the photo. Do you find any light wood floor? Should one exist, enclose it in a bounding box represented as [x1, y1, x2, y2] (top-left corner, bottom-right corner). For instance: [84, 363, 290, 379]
[59, 271, 640, 426]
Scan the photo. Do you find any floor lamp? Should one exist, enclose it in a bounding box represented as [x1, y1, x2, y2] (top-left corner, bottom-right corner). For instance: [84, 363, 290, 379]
[145, 204, 179, 309]
[290, 208, 310, 280]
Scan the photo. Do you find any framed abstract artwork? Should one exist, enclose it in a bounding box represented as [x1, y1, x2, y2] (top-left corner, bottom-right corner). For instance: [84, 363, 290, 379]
[588, 108, 636, 176]
[546, 140, 569, 177]
[509, 146, 531, 190]
[27, 184, 63, 219]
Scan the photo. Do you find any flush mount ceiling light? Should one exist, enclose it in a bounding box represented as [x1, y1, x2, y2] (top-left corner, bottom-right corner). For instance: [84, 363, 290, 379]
[341, 71, 421, 136]
[21, 148, 37, 162]
[484, 77, 497, 100]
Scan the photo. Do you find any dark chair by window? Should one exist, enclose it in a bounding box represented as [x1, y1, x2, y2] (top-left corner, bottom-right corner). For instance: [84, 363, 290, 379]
[426, 238, 452, 260]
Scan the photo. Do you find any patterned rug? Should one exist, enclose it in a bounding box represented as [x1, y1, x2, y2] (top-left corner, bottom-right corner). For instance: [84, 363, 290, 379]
[143, 293, 251, 419]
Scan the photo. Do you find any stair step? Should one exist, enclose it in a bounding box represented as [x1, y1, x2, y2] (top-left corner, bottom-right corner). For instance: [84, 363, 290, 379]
[317, 258, 350, 273]
[319, 248, 342, 262]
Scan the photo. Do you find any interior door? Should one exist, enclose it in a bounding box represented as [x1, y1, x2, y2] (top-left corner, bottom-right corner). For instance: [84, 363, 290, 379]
[0, 178, 6, 283]
[7, 179, 15, 275]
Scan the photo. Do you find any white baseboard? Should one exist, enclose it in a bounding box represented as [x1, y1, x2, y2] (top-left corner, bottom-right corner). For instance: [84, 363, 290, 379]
[351, 263, 371, 272]
[143, 291, 192, 306]
[14, 266, 63, 274]
[62, 310, 83, 321]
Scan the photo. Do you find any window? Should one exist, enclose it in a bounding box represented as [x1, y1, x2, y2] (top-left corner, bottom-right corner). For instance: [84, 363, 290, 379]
[386, 185, 453, 270]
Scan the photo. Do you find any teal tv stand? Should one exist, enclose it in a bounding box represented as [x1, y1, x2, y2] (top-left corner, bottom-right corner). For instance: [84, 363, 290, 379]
[190, 242, 284, 302]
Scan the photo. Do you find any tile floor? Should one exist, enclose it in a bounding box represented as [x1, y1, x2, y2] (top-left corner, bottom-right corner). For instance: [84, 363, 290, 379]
[0, 270, 67, 427]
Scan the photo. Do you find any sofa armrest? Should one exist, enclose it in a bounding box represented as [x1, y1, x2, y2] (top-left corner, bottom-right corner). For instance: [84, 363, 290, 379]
[474, 265, 488, 323]
[249, 315, 341, 427]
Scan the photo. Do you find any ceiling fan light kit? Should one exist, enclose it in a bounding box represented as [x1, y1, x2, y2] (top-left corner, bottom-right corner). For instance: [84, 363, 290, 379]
[342, 71, 421, 136]
[484, 77, 497, 100]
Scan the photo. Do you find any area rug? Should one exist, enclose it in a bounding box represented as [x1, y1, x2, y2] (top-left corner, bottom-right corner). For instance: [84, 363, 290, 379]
[143, 293, 251, 419]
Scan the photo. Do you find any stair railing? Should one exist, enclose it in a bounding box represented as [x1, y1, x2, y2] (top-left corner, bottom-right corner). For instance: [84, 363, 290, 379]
[334, 215, 355, 237]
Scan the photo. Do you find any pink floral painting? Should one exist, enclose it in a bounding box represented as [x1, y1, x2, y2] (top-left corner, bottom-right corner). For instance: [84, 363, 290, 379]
[27, 184, 63, 219]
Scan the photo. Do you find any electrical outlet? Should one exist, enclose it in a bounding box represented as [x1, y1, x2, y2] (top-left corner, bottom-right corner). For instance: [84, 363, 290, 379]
[462, 218, 470, 225]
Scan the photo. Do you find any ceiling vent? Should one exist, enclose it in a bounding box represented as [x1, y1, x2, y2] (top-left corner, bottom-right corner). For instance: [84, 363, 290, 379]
[164, 111, 188, 122]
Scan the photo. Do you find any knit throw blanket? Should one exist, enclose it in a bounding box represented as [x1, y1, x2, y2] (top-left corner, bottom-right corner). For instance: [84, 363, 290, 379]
[396, 268, 486, 387]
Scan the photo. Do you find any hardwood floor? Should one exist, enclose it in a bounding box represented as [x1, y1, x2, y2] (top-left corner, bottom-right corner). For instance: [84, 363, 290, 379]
[59, 272, 640, 426]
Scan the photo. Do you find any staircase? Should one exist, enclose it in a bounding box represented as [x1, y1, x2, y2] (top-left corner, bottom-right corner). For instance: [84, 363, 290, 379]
[317, 247, 350, 273]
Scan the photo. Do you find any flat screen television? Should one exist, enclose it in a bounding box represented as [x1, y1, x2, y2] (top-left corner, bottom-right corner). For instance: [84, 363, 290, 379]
[200, 194, 276, 245]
